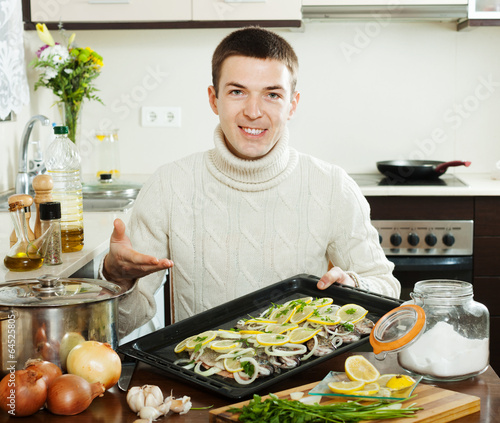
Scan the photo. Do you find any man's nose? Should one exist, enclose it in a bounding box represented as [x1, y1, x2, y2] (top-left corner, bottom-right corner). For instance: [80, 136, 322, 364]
[243, 96, 263, 119]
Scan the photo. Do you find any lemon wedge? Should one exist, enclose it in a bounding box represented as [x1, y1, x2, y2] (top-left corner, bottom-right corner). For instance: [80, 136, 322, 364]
[351, 382, 380, 396]
[288, 327, 321, 344]
[289, 305, 316, 324]
[336, 304, 368, 324]
[328, 380, 365, 394]
[386, 374, 416, 390]
[270, 306, 297, 325]
[185, 330, 217, 350]
[255, 333, 290, 346]
[345, 355, 381, 383]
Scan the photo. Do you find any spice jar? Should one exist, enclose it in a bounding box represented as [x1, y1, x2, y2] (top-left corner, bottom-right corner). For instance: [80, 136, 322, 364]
[40, 202, 63, 266]
[370, 280, 489, 382]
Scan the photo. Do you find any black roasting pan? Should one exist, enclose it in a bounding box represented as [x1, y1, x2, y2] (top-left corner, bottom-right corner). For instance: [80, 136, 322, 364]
[118, 274, 402, 399]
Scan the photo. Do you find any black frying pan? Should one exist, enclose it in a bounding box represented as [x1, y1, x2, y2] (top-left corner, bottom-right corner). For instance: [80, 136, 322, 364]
[377, 160, 471, 180]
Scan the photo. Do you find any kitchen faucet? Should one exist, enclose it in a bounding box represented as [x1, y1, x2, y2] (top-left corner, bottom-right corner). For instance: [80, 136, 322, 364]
[16, 115, 51, 195]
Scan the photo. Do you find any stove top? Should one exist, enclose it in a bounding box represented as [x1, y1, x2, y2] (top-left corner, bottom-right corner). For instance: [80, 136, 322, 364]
[350, 173, 468, 187]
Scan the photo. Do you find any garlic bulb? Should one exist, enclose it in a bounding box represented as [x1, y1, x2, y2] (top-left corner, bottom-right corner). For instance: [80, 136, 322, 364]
[127, 385, 164, 413]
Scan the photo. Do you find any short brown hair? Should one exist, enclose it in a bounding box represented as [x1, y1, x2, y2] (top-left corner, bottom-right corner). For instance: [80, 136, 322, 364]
[212, 27, 299, 98]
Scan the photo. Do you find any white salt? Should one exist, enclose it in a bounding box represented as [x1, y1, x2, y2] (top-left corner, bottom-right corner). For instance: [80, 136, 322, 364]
[398, 321, 489, 378]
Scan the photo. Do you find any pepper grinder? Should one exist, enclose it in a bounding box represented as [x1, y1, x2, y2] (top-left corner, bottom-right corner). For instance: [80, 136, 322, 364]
[9, 194, 35, 247]
[33, 174, 54, 238]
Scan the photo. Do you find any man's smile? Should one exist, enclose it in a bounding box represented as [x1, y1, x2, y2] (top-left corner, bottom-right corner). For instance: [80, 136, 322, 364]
[241, 127, 266, 136]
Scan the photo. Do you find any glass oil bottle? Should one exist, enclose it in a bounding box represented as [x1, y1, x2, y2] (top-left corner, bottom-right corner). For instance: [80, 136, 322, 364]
[4, 198, 46, 271]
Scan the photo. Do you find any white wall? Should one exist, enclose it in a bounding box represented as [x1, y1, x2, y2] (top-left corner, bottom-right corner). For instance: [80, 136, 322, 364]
[2, 20, 500, 192]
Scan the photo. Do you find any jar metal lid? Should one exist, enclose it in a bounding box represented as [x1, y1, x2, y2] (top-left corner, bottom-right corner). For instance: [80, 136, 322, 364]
[369, 304, 426, 355]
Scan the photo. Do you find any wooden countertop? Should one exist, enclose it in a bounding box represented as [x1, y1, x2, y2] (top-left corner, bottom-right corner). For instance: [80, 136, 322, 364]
[1, 351, 497, 422]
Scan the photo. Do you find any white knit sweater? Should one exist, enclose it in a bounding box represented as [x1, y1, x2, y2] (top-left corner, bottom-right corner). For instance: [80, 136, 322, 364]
[117, 125, 400, 336]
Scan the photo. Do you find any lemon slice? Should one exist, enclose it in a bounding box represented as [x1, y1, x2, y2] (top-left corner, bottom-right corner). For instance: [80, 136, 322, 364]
[328, 380, 365, 394]
[210, 340, 241, 352]
[310, 297, 334, 308]
[245, 317, 278, 324]
[289, 305, 316, 324]
[270, 306, 297, 324]
[288, 327, 321, 344]
[174, 335, 197, 353]
[306, 313, 341, 325]
[217, 329, 242, 339]
[223, 357, 244, 373]
[265, 323, 298, 334]
[255, 333, 290, 346]
[336, 304, 369, 324]
[345, 355, 381, 383]
[351, 382, 380, 396]
[239, 330, 264, 335]
[386, 375, 416, 390]
[185, 330, 217, 350]
[376, 374, 399, 387]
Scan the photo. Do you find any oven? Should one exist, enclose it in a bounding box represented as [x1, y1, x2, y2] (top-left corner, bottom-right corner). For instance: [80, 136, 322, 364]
[351, 174, 474, 301]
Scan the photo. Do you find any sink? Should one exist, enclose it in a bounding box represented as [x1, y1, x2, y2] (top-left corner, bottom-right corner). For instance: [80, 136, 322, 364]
[0, 189, 134, 212]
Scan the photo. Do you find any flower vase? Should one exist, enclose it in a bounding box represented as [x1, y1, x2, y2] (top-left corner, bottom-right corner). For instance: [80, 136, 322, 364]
[57, 101, 82, 145]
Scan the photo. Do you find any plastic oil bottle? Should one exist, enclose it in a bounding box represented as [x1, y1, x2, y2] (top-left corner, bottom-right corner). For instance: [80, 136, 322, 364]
[44, 125, 84, 252]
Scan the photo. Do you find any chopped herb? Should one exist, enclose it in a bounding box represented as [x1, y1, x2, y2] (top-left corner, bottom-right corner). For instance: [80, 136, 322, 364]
[345, 308, 357, 315]
[229, 394, 422, 422]
[341, 322, 354, 332]
[241, 361, 255, 377]
[194, 343, 202, 352]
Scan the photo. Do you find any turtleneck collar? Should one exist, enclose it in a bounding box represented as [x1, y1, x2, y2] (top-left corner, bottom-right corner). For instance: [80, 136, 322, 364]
[205, 124, 298, 192]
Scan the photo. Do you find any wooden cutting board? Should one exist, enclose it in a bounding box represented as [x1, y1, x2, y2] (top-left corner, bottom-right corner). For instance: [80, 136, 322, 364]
[209, 381, 480, 423]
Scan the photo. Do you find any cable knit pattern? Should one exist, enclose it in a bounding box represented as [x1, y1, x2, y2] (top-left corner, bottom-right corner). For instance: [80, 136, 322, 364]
[117, 125, 401, 337]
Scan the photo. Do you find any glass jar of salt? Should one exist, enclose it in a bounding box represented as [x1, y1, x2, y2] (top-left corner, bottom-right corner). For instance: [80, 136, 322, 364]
[370, 280, 489, 382]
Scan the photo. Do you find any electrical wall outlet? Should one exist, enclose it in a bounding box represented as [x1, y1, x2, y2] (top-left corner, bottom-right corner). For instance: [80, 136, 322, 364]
[141, 107, 181, 127]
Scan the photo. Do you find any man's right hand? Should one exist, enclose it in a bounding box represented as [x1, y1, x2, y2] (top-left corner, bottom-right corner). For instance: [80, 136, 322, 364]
[102, 218, 173, 289]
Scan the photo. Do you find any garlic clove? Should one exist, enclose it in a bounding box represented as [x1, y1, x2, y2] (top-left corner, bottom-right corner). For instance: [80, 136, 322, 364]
[169, 395, 192, 415]
[138, 406, 162, 421]
[127, 388, 146, 413]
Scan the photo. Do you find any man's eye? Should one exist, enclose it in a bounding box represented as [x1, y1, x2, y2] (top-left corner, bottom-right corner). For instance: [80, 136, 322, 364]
[268, 93, 280, 99]
[230, 89, 243, 95]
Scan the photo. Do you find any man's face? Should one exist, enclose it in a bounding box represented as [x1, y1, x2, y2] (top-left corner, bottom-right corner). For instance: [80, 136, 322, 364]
[208, 55, 299, 160]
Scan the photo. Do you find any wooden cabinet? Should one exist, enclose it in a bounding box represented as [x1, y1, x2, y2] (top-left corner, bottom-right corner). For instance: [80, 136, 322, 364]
[473, 196, 500, 374]
[23, 0, 301, 29]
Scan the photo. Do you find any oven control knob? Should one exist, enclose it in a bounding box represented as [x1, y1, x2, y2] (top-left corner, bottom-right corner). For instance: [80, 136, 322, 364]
[443, 233, 455, 247]
[390, 233, 402, 247]
[408, 233, 420, 246]
[425, 233, 438, 247]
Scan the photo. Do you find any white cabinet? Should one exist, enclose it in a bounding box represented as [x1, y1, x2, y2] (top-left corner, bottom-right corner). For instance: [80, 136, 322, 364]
[192, 0, 301, 21]
[468, 0, 500, 18]
[29, 0, 191, 23]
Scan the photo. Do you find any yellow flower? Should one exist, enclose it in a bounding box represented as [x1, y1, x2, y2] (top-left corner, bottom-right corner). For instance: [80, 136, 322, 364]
[36, 23, 55, 47]
[68, 33, 76, 47]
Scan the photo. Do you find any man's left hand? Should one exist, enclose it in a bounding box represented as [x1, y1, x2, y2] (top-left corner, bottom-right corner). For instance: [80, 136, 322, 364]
[317, 266, 356, 290]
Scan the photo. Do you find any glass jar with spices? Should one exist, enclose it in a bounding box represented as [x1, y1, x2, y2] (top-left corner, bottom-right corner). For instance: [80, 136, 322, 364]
[40, 202, 63, 266]
[370, 280, 489, 382]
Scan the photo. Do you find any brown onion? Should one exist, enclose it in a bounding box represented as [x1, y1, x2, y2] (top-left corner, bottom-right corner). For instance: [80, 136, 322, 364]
[25, 359, 62, 389]
[46, 374, 104, 416]
[66, 341, 121, 390]
[0, 368, 47, 417]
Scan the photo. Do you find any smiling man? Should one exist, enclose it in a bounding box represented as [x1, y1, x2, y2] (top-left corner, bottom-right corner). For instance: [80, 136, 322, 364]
[102, 27, 400, 338]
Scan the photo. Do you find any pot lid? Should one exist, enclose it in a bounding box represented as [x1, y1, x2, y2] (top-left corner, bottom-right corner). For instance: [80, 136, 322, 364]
[82, 179, 142, 198]
[369, 304, 426, 356]
[0, 276, 128, 306]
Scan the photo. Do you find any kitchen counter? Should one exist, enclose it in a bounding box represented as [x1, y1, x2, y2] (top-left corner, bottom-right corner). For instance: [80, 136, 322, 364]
[0, 351, 497, 422]
[355, 173, 500, 196]
[0, 211, 129, 282]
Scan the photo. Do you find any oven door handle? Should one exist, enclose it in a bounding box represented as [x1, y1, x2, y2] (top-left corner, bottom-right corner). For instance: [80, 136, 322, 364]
[387, 256, 473, 271]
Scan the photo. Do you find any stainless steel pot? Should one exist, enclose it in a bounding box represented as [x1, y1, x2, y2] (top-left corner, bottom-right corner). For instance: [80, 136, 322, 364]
[0, 275, 128, 375]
